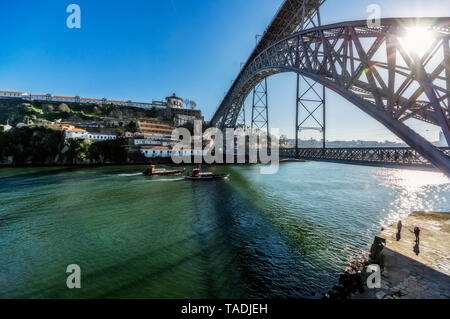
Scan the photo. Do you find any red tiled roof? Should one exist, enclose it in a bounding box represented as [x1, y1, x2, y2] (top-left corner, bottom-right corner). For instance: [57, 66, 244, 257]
[0, 90, 25, 94]
[80, 97, 103, 101]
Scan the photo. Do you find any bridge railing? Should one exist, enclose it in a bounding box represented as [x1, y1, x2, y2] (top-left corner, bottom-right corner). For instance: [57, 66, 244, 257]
[279, 147, 450, 167]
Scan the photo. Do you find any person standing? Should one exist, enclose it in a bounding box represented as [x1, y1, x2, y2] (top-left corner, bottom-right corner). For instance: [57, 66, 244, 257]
[413, 227, 420, 244]
[397, 221, 402, 234]
[396, 220, 403, 241]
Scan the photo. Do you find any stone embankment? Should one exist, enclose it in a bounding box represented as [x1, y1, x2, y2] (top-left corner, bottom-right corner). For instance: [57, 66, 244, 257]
[327, 211, 450, 299]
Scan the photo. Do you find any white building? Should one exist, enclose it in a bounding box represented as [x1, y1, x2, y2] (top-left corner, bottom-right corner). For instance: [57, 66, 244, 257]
[140, 146, 172, 158]
[0, 90, 164, 110]
[165, 93, 183, 109]
[134, 139, 174, 146]
[63, 125, 117, 141]
[140, 147, 206, 158]
[0, 90, 29, 99]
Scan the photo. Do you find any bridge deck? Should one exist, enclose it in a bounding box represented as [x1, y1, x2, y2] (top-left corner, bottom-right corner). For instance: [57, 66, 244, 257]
[279, 147, 450, 170]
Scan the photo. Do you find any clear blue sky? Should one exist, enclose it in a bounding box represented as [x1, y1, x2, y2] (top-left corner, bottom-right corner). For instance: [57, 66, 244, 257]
[0, 0, 448, 142]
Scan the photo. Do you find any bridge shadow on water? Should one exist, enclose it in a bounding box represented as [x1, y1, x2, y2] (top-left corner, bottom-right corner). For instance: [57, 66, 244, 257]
[14, 221, 228, 298]
[180, 170, 335, 299]
[5, 166, 347, 299]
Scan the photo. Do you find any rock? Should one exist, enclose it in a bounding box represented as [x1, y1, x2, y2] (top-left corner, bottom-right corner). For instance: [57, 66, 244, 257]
[375, 291, 386, 299]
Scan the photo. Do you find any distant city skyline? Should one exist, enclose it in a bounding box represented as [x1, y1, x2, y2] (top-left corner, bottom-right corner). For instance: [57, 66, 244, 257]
[0, 0, 448, 142]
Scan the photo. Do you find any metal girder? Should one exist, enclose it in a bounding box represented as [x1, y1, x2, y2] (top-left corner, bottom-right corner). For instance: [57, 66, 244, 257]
[251, 78, 269, 137]
[211, 17, 450, 176]
[211, 0, 325, 125]
[296, 74, 326, 151]
[280, 147, 450, 168]
[236, 102, 246, 130]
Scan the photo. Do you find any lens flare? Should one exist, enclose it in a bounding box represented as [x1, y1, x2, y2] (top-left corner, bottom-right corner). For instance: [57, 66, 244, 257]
[399, 26, 435, 58]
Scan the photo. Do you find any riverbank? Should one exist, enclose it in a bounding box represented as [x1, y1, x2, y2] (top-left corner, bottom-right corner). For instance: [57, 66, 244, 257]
[328, 211, 450, 299]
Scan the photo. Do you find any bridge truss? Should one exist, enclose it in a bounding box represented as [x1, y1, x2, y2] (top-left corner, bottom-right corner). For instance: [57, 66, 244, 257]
[211, 7, 450, 175]
[280, 147, 450, 169]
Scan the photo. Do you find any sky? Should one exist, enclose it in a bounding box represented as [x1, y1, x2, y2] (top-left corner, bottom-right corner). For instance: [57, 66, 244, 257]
[0, 0, 448, 142]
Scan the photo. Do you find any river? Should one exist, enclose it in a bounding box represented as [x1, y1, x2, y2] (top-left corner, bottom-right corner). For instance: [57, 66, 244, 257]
[0, 162, 448, 298]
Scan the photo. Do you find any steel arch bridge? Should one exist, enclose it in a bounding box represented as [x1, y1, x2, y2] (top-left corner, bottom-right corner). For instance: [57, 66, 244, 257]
[210, 2, 450, 176]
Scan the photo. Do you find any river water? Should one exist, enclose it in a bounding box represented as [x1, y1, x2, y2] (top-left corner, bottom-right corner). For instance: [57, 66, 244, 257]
[0, 163, 448, 298]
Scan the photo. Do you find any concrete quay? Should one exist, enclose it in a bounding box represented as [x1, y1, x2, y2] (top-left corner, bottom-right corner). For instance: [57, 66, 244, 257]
[355, 211, 450, 299]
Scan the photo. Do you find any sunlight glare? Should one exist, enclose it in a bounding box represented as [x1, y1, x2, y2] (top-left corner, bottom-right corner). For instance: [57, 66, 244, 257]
[391, 169, 449, 189]
[399, 26, 435, 58]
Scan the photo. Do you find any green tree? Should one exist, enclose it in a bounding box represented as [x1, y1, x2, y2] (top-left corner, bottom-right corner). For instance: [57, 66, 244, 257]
[43, 104, 55, 112]
[58, 103, 71, 113]
[63, 139, 90, 163]
[89, 140, 127, 164]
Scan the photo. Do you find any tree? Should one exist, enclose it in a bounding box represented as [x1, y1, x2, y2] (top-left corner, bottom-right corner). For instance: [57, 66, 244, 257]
[183, 99, 197, 110]
[43, 104, 55, 112]
[184, 99, 191, 109]
[93, 106, 102, 114]
[57, 103, 71, 113]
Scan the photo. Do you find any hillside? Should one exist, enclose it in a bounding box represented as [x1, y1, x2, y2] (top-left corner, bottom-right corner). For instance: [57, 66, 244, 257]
[0, 126, 137, 165]
[0, 98, 171, 126]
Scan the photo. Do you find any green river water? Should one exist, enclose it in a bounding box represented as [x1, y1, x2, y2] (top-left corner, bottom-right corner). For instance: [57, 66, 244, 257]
[0, 162, 448, 298]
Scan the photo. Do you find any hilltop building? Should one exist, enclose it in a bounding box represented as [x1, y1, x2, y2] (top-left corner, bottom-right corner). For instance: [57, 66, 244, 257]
[164, 93, 204, 126]
[165, 93, 183, 109]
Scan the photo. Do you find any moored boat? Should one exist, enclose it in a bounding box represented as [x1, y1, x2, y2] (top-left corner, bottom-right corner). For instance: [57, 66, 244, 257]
[184, 168, 228, 180]
[142, 165, 185, 176]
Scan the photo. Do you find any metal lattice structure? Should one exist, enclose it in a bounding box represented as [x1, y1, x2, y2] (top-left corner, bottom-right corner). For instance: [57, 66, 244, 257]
[280, 147, 450, 169]
[251, 78, 269, 136]
[211, 10, 450, 175]
[296, 74, 326, 150]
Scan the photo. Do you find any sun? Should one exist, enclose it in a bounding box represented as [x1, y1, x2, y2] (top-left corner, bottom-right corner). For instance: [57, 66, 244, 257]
[399, 26, 435, 58]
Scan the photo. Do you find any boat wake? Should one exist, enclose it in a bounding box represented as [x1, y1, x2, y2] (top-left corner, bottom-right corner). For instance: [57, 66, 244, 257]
[117, 173, 142, 177]
[153, 177, 184, 182]
[116, 173, 184, 182]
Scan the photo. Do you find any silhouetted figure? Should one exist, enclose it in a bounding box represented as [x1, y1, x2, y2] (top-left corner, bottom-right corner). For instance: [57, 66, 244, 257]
[413, 227, 420, 244]
[396, 220, 402, 241]
[397, 221, 402, 233]
[409, 226, 421, 244]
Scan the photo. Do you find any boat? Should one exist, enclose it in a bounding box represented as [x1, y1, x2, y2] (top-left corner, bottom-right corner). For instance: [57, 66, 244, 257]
[142, 165, 185, 176]
[184, 168, 228, 180]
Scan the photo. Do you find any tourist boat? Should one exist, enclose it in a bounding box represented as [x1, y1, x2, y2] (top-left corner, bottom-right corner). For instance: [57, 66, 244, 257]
[142, 165, 185, 176]
[184, 168, 228, 180]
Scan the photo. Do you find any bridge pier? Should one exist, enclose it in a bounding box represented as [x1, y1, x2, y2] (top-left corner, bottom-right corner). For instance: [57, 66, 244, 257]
[295, 74, 326, 155]
[251, 78, 269, 142]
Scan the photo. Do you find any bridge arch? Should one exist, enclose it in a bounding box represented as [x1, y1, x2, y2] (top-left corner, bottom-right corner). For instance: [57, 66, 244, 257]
[212, 18, 450, 175]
